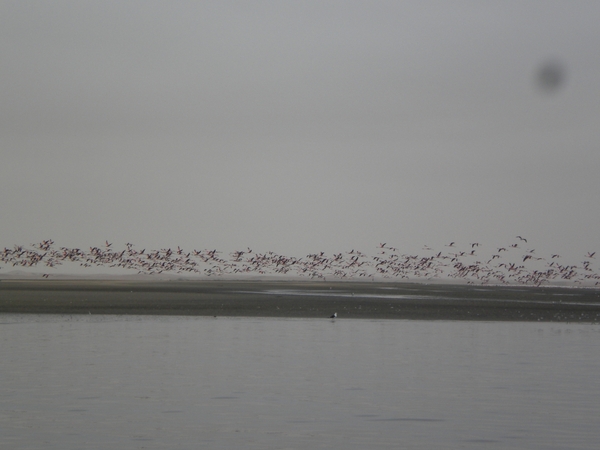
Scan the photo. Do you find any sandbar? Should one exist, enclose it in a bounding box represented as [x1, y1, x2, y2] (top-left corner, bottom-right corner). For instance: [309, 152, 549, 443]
[1, 279, 600, 322]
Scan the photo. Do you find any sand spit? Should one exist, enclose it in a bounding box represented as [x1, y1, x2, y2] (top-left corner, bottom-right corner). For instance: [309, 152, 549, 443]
[1, 279, 600, 322]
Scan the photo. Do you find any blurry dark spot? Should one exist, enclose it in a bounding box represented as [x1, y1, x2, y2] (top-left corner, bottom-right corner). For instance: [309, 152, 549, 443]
[536, 60, 566, 93]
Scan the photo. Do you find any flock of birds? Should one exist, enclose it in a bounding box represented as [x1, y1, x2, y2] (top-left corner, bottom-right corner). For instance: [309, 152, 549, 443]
[1, 238, 599, 287]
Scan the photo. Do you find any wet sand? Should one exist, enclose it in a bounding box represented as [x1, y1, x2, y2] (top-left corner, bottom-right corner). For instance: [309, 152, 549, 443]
[1, 279, 600, 322]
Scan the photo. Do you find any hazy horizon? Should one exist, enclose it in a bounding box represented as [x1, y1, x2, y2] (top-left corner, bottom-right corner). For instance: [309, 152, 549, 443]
[2, 1, 599, 270]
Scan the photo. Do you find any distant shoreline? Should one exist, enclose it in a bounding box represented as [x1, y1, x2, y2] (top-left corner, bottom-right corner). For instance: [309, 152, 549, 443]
[1, 279, 599, 322]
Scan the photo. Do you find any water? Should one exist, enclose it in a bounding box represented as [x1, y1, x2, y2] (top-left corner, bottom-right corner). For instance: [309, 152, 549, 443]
[2, 314, 600, 449]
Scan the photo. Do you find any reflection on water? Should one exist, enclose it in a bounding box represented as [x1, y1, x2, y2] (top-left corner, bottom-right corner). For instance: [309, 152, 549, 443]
[2, 315, 600, 449]
[238, 288, 600, 306]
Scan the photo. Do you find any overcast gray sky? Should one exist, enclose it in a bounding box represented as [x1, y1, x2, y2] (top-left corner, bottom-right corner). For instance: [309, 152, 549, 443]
[2, 1, 599, 263]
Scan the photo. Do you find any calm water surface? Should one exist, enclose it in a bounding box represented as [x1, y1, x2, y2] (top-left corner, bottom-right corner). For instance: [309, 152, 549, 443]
[2, 314, 600, 449]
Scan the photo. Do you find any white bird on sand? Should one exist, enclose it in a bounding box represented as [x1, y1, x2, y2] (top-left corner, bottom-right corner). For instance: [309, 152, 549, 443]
[330, 313, 337, 319]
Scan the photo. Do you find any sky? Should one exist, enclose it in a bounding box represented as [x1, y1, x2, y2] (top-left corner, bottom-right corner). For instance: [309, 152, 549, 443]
[1, 1, 599, 267]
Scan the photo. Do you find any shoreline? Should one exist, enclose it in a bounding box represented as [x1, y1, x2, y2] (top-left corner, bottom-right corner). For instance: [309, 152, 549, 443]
[1, 279, 600, 322]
